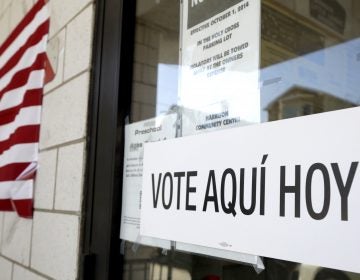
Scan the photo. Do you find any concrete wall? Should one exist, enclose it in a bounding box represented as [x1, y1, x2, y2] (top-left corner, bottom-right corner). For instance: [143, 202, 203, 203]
[0, 0, 94, 279]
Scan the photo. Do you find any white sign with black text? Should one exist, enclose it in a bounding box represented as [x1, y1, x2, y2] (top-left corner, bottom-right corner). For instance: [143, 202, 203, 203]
[140, 108, 360, 273]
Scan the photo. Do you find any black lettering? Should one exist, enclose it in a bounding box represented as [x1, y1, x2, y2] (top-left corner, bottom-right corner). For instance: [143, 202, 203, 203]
[152, 173, 162, 208]
[221, 168, 237, 216]
[162, 172, 173, 210]
[331, 162, 358, 221]
[174, 172, 186, 210]
[280, 165, 301, 217]
[260, 154, 268, 215]
[203, 170, 219, 212]
[306, 163, 330, 220]
[186, 171, 197, 211]
[239, 168, 257, 215]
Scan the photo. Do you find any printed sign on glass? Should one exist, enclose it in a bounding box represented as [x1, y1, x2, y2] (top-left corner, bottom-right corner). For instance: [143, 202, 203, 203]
[179, 0, 261, 135]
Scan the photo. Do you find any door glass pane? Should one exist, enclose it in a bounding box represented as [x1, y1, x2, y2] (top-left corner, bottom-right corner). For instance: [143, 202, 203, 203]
[122, 0, 360, 279]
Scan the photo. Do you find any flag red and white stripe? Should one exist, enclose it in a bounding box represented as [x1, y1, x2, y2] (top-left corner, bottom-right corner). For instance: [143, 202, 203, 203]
[0, 0, 50, 218]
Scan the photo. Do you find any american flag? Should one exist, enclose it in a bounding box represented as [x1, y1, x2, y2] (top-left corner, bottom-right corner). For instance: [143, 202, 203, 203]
[0, 0, 50, 218]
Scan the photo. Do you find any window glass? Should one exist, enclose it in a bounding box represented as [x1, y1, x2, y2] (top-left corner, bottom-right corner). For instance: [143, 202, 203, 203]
[122, 0, 360, 279]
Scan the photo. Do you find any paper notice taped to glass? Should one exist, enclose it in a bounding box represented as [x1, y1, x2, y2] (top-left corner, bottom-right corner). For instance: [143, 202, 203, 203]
[178, 0, 261, 136]
[120, 114, 177, 249]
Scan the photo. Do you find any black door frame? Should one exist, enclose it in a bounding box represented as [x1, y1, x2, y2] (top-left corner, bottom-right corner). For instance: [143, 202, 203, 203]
[80, 0, 136, 279]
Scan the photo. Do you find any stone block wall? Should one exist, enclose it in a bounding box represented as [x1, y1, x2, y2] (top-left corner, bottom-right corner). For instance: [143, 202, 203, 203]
[0, 0, 94, 279]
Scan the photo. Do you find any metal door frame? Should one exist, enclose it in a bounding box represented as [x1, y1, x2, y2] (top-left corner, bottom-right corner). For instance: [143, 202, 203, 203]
[80, 0, 136, 279]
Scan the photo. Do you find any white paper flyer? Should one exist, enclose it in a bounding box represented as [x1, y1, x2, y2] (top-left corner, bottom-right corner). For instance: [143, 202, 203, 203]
[179, 0, 261, 135]
[120, 114, 177, 249]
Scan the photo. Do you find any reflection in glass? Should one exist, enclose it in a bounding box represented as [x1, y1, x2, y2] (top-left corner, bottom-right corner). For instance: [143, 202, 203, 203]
[261, 38, 360, 121]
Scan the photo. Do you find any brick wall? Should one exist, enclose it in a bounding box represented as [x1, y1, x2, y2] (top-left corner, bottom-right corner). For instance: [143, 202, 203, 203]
[0, 0, 94, 279]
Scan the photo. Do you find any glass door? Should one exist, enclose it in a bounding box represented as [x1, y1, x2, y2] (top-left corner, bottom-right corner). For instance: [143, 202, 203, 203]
[120, 1, 360, 279]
